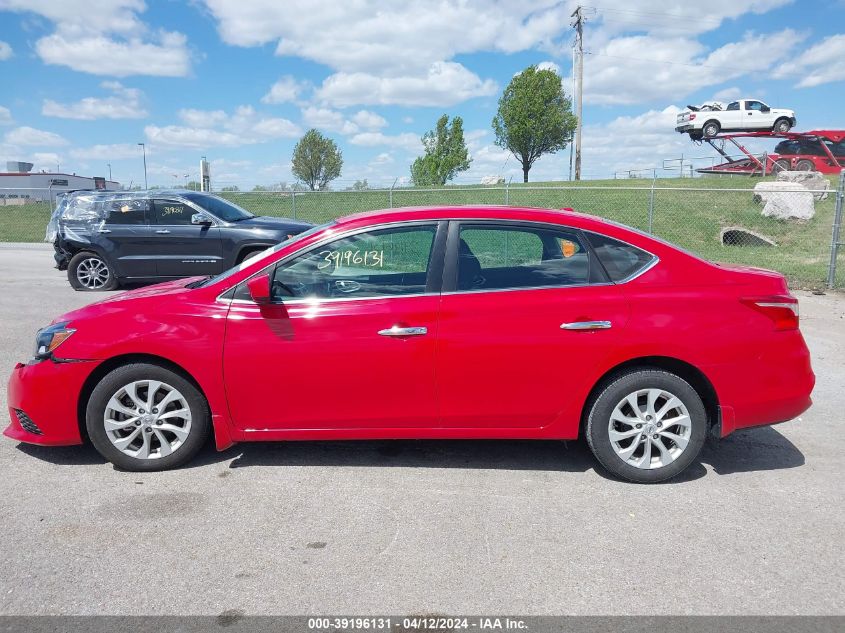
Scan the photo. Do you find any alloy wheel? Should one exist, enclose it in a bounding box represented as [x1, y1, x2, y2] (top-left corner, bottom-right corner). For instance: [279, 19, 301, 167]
[103, 380, 192, 460]
[76, 257, 110, 289]
[607, 388, 692, 470]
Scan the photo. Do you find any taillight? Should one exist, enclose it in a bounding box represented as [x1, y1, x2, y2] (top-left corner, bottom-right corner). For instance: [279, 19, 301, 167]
[741, 296, 799, 331]
[689, 113, 696, 120]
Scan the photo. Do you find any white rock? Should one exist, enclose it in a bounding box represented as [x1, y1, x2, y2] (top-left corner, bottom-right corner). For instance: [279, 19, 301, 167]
[775, 170, 829, 200]
[480, 175, 505, 185]
[754, 181, 815, 220]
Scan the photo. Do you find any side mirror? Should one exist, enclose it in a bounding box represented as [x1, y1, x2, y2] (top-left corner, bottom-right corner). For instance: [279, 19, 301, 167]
[247, 273, 271, 304]
[761, 105, 770, 113]
[191, 213, 212, 225]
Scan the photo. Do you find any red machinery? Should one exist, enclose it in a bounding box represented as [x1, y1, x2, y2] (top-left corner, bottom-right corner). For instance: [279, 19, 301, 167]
[695, 130, 845, 175]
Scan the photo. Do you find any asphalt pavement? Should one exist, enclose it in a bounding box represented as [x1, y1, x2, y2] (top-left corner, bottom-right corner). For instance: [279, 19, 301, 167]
[0, 245, 842, 616]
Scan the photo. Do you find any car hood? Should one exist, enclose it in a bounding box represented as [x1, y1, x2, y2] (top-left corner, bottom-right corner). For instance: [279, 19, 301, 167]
[235, 216, 312, 232]
[51, 277, 200, 326]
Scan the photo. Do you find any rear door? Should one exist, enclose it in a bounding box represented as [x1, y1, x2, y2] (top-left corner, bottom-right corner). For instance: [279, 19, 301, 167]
[99, 197, 155, 278]
[435, 221, 631, 429]
[150, 198, 223, 277]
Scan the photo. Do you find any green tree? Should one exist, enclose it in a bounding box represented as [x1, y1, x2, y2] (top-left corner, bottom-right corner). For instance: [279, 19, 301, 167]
[410, 114, 471, 186]
[186, 181, 201, 191]
[221, 185, 240, 192]
[351, 179, 369, 191]
[291, 129, 343, 190]
[492, 65, 577, 182]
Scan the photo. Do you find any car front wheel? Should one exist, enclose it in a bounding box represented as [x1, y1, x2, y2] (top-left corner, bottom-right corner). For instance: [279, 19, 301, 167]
[86, 363, 210, 471]
[773, 118, 792, 134]
[68, 251, 118, 291]
[586, 369, 707, 483]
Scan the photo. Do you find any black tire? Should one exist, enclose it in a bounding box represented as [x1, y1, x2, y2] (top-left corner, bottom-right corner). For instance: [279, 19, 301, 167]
[773, 159, 791, 173]
[68, 251, 119, 291]
[238, 247, 267, 263]
[702, 120, 720, 138]
[585, 369, 708, 484]
[773, 118, 792, 134]
[86, 363, 210, 471]
[795, 159, 814, 171]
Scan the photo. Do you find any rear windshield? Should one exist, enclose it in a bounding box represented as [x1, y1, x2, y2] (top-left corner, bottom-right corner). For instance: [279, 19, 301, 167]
[585, 232, 655, 282]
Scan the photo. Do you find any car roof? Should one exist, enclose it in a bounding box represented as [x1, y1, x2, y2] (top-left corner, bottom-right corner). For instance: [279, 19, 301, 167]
[334, 205, 656, 246]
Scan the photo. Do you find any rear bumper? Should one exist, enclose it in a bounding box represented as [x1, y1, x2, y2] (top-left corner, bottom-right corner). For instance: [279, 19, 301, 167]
[4, 359, 97, 446]
[708, 331, 815, 437]
[675, 124, 695, 133]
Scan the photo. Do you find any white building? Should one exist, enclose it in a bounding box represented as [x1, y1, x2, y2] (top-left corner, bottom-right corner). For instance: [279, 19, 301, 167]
[0, 162, 120, 204]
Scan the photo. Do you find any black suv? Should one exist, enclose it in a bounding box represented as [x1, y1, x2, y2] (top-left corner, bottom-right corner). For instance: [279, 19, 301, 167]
[48, 190, 312, 290]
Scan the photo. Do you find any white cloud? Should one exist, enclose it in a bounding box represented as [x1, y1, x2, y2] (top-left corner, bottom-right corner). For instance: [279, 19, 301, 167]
[3, 126, 68, 146]
[0, 41, 12, 60]
[30, 152, 63, 171]
[773, 34, 845, 88]
[536, 60, 561, 74]
[42, 81, 147, 120]
[712, 87, 742, 101]
[145, 105, 301, 149]
[70, 143, 146, 160]
[0, 1, 191, 77]
[0, 106, 12, 125]
[572, 29, 806, 105]
[261, 75, 309, 104]
[318, 62, 498, 107]
[351, 110, 387, 130]
[348, 131, 421, 153]
[301, 107, 359, 135]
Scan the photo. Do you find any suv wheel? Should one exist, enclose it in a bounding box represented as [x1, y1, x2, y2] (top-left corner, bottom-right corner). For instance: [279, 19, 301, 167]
[585, 369, 707, 483]
[86, 363, 210, 471]
[68, 252, 118, 291]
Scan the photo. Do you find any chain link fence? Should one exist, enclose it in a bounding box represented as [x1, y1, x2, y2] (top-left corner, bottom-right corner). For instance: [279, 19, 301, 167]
[1, 175, 843, 290]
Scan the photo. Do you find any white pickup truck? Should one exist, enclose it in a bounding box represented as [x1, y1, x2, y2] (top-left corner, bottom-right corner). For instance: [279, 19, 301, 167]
[676, 99, 796, 139]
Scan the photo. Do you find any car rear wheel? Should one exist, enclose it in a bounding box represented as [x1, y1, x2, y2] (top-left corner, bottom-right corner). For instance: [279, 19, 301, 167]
[86, 363, 210, 471]
[795, 159, 815, 171]
[773, 118, 792, 134]
[585, 369, 707, 483]
[773, 159, 791, 173]
[68, 251, 118, 291]
[702, 121, 720, 138]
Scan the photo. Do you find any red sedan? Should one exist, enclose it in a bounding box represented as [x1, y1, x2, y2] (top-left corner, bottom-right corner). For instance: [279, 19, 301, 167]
[5, 206, 814, 483]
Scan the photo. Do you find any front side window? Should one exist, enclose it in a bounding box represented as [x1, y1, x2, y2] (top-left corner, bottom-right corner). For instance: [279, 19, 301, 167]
[271, 225, 437, 300]
[456, 225, 590, 292]
[153, 200, 194, 225]
[183, 193, 254, 222]
[746, 100, 765, 111]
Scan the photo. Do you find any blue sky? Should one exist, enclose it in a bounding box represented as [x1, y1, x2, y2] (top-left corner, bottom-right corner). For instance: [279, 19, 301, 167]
[0, 0, 843, 188]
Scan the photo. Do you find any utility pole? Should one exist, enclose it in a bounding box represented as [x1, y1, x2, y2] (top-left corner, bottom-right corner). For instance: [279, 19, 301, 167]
[107, 163, 112, 180]
[137, 143, 148, 189]
[571, 5, 584, 181]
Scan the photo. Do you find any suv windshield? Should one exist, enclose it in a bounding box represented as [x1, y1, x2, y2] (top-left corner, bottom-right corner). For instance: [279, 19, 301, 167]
[183, 193, 255, 222]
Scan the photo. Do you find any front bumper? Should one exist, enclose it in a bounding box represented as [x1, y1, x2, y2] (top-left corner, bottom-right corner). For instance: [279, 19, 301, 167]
[4, 358, 98, 446]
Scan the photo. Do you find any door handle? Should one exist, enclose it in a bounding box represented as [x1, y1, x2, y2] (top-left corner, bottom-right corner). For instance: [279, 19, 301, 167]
[378, 326, 427, 337]
[155, 229, 171, 234]
[96, 229, 111, 234]
[560, 320, 612, 330]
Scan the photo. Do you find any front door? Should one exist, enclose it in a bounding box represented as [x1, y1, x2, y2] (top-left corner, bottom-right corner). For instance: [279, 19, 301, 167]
[150, 198, 222, 277]
[223, 222, 445, 432]
[744, 100, 773, 130]
[436, 222, 630, 429]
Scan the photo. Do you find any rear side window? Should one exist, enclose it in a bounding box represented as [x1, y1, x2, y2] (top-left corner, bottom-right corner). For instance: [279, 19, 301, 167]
[586, 232, 654, 282]
[153, 200, 194, 225]
[105, 199, 148, 225]
[456, 225, 590, 291]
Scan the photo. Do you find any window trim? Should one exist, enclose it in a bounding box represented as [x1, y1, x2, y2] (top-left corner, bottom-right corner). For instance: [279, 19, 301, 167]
[222, 219, 448, 305]
[582, 229, 659, 284]
[442, 219, 607, 295]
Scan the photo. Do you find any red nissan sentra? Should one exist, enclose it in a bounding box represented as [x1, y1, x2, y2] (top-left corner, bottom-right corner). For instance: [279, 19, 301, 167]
[5, 207, 814, 483]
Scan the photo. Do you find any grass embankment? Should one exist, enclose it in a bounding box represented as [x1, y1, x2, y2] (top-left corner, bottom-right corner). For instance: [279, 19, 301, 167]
[1, 177, 839, 288]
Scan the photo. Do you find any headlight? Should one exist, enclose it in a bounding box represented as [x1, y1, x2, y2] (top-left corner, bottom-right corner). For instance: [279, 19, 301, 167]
[34, 322, 76, 360]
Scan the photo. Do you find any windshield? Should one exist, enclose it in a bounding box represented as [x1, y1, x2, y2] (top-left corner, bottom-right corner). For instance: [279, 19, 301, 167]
[183, 192, 255, 222]
[193, 221, 334, 288]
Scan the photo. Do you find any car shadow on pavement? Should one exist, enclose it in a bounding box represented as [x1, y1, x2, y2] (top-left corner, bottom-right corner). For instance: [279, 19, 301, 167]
[14, 425, 804, 482]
